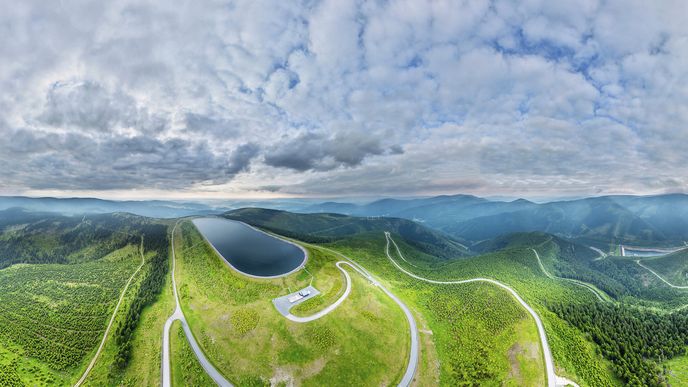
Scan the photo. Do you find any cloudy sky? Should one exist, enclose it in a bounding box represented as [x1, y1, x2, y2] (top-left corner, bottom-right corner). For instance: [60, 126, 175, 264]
[1, 0, 687, 200]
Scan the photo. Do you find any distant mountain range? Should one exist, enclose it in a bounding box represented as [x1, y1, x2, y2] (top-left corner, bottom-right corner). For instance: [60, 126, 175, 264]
[0, 196, 222, 218]
[299, 193, 688, 247]
[4, 193, 688, 247]
[0, 196, 314, 218]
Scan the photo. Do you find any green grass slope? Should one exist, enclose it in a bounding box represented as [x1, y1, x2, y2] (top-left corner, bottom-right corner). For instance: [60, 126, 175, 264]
[326, 233, 613, 386]
[0, 211, 172, 386]
[0, 246, 140, 386]
[170, 320, 213, 386]
[482, 232, 688, 309]
[174, 220, 412, 386]
[224, 208, 687, 386]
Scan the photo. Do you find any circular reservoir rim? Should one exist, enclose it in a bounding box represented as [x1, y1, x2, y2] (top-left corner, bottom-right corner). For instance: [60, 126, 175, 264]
[191, 217, 309, 279]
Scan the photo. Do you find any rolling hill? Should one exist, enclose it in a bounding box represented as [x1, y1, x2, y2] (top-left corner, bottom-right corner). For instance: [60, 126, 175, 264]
[0, 208, 171, 385]
[223, 208, 469, 260]
[302, 194, 688, 247]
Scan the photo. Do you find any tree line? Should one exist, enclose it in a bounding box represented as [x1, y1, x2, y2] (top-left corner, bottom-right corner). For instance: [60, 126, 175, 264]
[112, 223, 170, 371]
[550, 302, 688, 386]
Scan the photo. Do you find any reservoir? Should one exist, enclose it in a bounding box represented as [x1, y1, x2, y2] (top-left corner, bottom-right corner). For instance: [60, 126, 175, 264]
[621, 245, 685, 257]
[192, 217, 307, 278]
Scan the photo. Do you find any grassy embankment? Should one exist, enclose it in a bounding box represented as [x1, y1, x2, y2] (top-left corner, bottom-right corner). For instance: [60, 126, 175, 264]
[664, 355, 688, 386]
[174, 220, 411, 386]
[170, 320, 213, 385]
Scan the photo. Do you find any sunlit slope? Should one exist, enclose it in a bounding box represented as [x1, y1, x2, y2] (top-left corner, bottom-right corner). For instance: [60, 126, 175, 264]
[0, 247, 140, 385]
[326, 233, 615, 386]
[0, 210, 171, 386]
[173, 220, 411, 386]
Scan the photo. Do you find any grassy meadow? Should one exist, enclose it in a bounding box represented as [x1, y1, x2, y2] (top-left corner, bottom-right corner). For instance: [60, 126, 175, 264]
[173, 220, 411, 386]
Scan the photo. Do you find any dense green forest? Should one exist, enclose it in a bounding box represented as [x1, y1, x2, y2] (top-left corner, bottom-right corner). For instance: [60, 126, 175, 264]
[551, 303, 688, 386]
[0, 247, 140, 384]
[112, 223, 169, 372]
[0, 210, 171, 385]
[0, 208, 152, 268]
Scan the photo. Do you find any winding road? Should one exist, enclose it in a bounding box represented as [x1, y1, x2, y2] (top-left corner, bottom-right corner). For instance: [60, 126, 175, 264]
[531, 249, 610, 303]
[385, 232, 578, 387]
[163, 222, 418, 387]
[160, 221, 582, 387]
[161, 221, 233, 387]
[636, 260, 688, 289]
[589, 246, 607, 261]
[281, 261, 352, 322]
[74, 238, 146, 387]
[283, 245, 420, 387]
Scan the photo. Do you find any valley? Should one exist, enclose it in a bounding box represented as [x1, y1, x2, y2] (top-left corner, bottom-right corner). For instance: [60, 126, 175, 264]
[0, 198, 687, 386]
[5, 3, 688, 386]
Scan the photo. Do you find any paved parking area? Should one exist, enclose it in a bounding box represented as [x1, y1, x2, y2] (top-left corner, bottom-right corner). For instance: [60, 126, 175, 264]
[272, 285, 320, 316]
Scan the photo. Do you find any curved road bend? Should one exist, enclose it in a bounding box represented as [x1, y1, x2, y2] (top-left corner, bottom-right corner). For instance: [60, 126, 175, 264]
[75, 238, 146, 387]
[385, 232, 579, 387]
[531, 249, 609, 303]
[636, 260, 688, 289]
[301, 245, 419, 387]
[283, 261, 352, 323]
[589, 246, 607, 261]
[162, 221, 233, 387]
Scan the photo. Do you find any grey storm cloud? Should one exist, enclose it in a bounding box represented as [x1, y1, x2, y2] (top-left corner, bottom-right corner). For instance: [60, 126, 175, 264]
[264, 132, 386, 171]
[0, 129, 258, 190]
[36, 80, 169, 135]
[184, 113, 240, 138]
[38, 81, 138, 131]
[227, 143, 260, 175]
[0, 0, 687, 197]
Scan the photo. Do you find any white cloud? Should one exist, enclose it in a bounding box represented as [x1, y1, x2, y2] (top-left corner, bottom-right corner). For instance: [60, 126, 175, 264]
[0, 0, 686, 198]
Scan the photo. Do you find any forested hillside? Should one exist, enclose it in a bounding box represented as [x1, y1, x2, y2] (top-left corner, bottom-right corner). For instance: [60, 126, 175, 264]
[551, 303, 688, 386]
[642, 249, 688, 286]
[301, 194, 688, 248]
[224, 207, 468, 259]
[0, 208, 157, 268]
[0, 209, 170, 385]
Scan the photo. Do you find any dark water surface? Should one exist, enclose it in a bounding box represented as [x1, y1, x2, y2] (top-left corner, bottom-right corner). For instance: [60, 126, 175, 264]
[192, 217, 306, 277]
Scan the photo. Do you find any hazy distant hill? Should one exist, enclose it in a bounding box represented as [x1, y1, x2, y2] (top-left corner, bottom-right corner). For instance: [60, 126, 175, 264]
[0, 196, 222, 218]
[224, 207, 468, 260]
[5, 193, 688, 247]
[445, 197, 661, 244]
[301, 194, 488, 218]
[303, 194, 688, 247]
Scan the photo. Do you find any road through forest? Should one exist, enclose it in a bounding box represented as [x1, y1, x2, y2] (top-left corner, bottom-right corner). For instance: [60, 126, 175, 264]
[384, 232, 579, 387]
